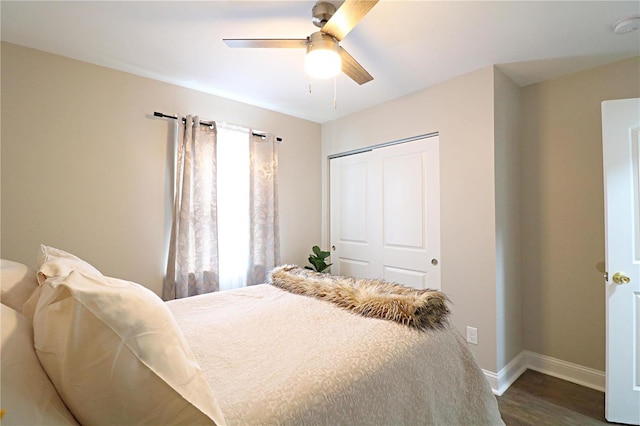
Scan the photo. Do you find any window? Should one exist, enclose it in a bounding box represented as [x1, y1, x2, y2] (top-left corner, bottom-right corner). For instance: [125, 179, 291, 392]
[164, 116, 280, 300]
[217, 124, 250, 290]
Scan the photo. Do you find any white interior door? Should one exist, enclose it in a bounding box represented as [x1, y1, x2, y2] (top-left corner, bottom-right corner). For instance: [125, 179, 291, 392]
[330, 136, 440, 290]
[603, 97, 640, 425]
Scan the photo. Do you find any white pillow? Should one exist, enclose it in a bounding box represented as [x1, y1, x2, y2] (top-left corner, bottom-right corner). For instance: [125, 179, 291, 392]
[1, 259, 38, 313]
[32, 270, 226, 426]
[36, 244, 101, 285]
[0, 304, 78, 425]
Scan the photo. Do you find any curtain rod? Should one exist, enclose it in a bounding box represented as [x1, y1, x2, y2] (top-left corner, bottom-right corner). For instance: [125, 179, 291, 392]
[153, 112, 282, 142]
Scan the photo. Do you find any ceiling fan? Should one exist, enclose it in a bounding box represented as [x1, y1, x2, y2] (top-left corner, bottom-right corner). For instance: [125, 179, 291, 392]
[223, 0, 378, 85]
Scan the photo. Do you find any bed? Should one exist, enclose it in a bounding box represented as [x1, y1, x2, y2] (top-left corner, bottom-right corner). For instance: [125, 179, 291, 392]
[0, 245, 504, 425]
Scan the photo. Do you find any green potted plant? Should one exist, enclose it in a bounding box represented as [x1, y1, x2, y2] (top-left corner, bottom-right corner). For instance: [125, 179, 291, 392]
[306, 245, 332, 273]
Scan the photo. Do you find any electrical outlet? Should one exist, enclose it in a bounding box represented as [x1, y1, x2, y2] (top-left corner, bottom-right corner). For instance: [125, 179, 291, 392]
[466, 326, 478, 345]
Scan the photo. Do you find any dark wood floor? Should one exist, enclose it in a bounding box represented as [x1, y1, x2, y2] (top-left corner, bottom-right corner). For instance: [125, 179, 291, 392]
[496, 369, 612, 425]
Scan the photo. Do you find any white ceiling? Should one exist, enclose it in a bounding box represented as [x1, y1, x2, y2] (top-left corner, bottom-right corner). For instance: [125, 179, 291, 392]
[2, 1, 639, 123]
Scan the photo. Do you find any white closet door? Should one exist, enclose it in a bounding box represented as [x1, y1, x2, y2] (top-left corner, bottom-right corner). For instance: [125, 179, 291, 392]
[330, 136, 440, 290]
[330, 150, 375, 279]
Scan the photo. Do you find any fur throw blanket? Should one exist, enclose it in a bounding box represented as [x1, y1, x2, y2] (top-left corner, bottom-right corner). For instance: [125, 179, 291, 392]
[267, 265, 450, 331]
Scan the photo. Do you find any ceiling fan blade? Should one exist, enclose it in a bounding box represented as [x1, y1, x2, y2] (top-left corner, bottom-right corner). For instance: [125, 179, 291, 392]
[321, 0, 378, 41]
[339, 47, 373, 85]
[223, 39, 307, 49]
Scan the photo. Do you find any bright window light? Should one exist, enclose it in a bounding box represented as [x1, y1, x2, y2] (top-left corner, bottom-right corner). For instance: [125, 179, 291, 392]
[217, 124, 250, 290]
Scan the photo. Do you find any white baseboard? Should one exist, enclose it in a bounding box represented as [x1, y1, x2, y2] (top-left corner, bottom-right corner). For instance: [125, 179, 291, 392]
[524, 351, 605, 392]
[483, 369, 499, 395]
[484, 351, 528, 396]
[484, 350, 605, 396]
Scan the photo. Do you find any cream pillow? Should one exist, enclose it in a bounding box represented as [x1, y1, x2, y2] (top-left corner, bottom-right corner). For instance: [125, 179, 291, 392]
[32, 270, 226, 425]
[36, 244, 101, 284]
[23, 245, 104, 320]
[0, 304, 78, 425]
[1, 259, 38, 313]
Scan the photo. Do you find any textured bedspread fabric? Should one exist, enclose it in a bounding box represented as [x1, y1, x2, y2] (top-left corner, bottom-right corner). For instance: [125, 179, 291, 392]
[167, 284, 504, 425]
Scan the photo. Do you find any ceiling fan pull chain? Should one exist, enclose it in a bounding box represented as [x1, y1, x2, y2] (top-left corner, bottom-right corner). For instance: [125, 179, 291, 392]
[334, 76, 337, 109]
[309, 81, 312, 94]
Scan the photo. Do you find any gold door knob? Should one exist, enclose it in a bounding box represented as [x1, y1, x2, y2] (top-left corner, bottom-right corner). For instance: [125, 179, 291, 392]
[612, 272, 631, 285]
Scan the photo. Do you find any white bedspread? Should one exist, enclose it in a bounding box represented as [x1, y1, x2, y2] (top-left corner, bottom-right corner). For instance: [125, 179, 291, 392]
[167, 284, 503, 425]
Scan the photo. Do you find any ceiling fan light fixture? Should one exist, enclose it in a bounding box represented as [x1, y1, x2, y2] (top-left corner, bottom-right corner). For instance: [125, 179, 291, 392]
[305, 32, 342, 79]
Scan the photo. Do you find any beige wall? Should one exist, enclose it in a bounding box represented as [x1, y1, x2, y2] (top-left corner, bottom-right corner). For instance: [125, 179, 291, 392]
[1, 42, 322, 296]
[521, 57, 640, 371]
[322, 67, 500, 372]
[493, 67, 523, 369]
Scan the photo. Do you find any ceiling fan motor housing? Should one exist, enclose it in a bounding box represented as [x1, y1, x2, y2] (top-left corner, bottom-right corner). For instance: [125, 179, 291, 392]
[312, 2, 337, 28]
